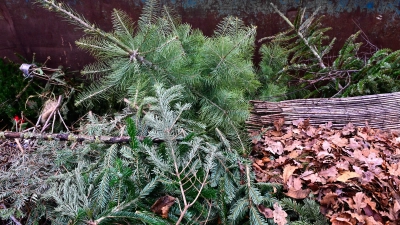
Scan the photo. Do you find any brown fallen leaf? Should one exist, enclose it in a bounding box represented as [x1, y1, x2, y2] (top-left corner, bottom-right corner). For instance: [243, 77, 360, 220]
[348, 138, 362, 150]
[273, 202, 288, 225]
[320, 192, 338, 206]
[151, 195, 176, 218]
[258, 204, 274, 219]
[363, 215, 383, 225]
[322, 140, 332, 151]
[274, 118, 285, 131]
[318, 166, 338, 180]
[292, 118, 304, 127]
[342, 123, 355, 136]
[284, 188, 311, 199]
[284, 140, 302, 151]
[329, 133, 348, 148]
[336, 160, 350, 171]
[349, 192, 367, 214]
[336, 171, 360, 182]
[288, 176, 303, 191]
[255, 159, 264, 167]
[301, 172, 324, 183]
[283, 164, 298, 184]
[330, 212, 355, 225]
[266, 141, 284, 155]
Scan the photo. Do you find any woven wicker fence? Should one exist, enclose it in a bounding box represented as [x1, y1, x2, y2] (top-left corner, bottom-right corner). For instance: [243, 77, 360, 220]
[246, 92, 400, 132]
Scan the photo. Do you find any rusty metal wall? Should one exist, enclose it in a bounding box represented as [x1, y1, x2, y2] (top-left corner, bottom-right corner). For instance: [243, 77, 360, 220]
[1, 0, 399, 71]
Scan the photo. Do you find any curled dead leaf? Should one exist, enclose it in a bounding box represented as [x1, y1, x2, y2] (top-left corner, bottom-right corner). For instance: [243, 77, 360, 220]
[283, 164, 298, 184]
[330, 213, 355, 225]
[258, 204, 274, 218]
[336, 171, 360, 182]
[284, 188, 311, 199]
[151, 195, 176, 218]
[273, 202, 288, 225]
[266, 141, 284, 155]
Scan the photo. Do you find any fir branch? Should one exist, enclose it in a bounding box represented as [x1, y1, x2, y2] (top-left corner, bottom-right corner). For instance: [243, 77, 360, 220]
[75, 84, 112, 107]
[270, 3, 326, 69]
[0, 204, 22, 225]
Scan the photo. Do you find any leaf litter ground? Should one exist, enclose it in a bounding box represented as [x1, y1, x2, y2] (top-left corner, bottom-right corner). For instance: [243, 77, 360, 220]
[251, 118, 400, 225]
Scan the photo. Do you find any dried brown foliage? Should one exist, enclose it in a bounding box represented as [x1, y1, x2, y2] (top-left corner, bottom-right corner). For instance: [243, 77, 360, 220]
[251, 119, 400, 225]
[151, 195, 176, 219]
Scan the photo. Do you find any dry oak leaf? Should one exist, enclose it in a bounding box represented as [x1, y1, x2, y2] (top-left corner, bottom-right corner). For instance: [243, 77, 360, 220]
[328, 133, 348, 148]
[349, 192, 367, 214]
[320, 192, 338, 206]
[272, 130, 293, 141]
[266, 141, 284, 155]
[357, 130, 368, 140]
[394, 200, 400, 214]
[275, 156, 288, 165]
[363, 196, 377, 212]
[317, 150, 336, 160]
[274, 118, 285, 131]
[336, 171, 360, 182]
[318, 166, 338, 180]
[284, 188, 311, 199]
[288, 150, 301, 159]
[348, 212, 382, 225]
[284, 140, 302, 152]
[330, 213, 356, 225]
[273, 202, 288, 225]
[288, 176, 303, 191]
[363, 153, 383, 170]
[361, 171, 375, 185]
[301, 172, 324, 183]
[150, 195, 176, 218]
[254, 159, 264, 167]
[320, 121, 333, 130]
[322, 140, 332, 151]
[306, 126, 317, 137]
[292, 118, 304, 127]
[258, 204, 274, 219]
[342, 123, 355, 136]
[330, 217, 353, 225]
[389, 163, 400, 177]
[336, 160, 350, 171]
[363, 216, 383, 225]
[283, 164, 298, 183]
[348, 138, 362, 150]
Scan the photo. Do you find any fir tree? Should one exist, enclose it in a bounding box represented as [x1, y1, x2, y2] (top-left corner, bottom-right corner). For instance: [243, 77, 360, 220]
[35, 0, 260, 152]
[260, 3, 400, 99]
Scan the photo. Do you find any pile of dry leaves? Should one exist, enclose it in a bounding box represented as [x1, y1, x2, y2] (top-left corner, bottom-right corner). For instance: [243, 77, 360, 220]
[251, 118, 400, 225]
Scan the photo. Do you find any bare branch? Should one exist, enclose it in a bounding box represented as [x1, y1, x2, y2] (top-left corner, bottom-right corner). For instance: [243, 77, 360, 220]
[0, 131, 164, 144]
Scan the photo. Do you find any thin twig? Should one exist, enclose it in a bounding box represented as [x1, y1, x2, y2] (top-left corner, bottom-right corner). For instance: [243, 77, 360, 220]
[0, 204, 22, 225]
[14, 138, 24, 155]
[330, 72, 351, 98]
[57, 110, 70, 132]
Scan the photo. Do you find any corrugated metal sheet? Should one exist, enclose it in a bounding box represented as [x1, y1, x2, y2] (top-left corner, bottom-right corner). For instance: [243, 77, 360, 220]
[1, 0, 399, 71]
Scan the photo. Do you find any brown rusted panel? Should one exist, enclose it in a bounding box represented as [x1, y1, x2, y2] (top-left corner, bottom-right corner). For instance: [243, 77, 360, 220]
[1, 0, 400, 72]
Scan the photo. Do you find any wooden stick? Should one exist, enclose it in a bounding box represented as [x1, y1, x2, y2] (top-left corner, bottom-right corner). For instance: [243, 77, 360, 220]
[0, 132, 165, 144]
